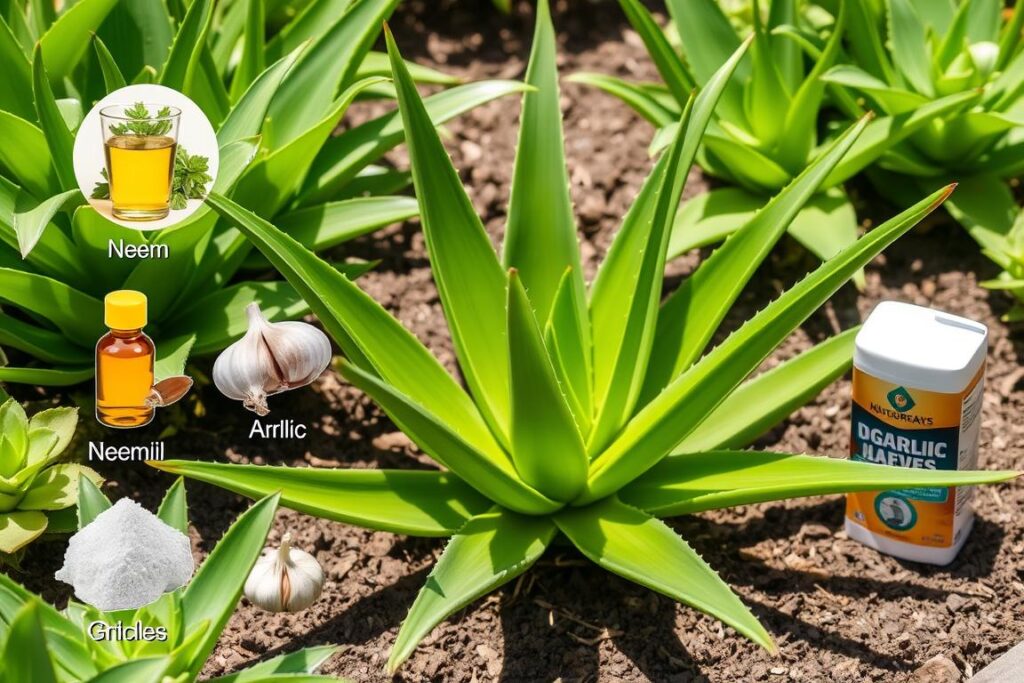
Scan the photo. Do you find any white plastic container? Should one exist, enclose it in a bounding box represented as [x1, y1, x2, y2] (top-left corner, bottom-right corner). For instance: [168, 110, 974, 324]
[845, 301, 987, 565]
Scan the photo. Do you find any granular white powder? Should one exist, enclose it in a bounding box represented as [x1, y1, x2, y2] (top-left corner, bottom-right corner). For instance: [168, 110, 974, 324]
[55, 498, 194, 611]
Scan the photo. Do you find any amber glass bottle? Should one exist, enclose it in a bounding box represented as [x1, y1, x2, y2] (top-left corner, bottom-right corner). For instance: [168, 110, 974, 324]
[96, 290, 155, 428]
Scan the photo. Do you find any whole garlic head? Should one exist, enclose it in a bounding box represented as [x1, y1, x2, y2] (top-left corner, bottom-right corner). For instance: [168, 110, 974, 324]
[213, 304, 332, 415]
[244, 532, 325, 613]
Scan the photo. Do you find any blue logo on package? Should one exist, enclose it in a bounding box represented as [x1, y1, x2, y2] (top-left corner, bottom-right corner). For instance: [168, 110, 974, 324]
[887, 386, 915, 413]
[875, 494, 917, 531]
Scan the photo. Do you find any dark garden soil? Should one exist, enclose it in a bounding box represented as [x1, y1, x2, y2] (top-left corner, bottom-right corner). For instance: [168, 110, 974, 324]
[8, 1, 1024, 681]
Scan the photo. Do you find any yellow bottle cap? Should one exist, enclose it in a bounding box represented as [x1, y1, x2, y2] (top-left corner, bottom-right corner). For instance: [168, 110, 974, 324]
[104, 290, 147, 330]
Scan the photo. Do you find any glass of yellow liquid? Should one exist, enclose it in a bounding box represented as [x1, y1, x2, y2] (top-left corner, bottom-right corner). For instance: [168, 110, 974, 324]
[99, 104, 180, 221]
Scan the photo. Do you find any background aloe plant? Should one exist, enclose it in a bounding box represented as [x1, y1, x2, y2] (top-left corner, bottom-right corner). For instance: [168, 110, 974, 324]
[145, 3, 1017, 672]
[0, 399, 99, 557]
[0, 477, 338, 682]
[0, 0, 526, 388]
[574, 0, 980, 285]
[821, 0, 1024, 321]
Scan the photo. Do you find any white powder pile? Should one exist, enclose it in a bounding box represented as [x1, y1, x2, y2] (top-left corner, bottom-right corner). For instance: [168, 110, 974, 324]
[55, 498, 194, 611]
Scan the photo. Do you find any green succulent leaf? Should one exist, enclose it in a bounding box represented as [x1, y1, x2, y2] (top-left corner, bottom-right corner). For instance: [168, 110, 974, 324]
[20, 464, 101, 511]
[159, 0, 212, 92]
[887, 0, 935, 97]
[0, 17, 33, 120]
[92, 35, 127, 93]
[210, 646, 341, 682]
[31, 45, 76, 192]
[507, 270, 587, 501]
[387, 509, 556, 674]
[675, 328, 858, 453]
[180, 494, 280, 680]
[37, 0, 118, 81]
[150, 460, 491, 537]
[621, 450, 1019, 517]
[2, 602, 58, 683]
[582, 184, 955, 504]
[76, 475, 111, 529]
[565, 73, 677, 127]
[617, 0, 693, 105]
[0, 511, 48, 554]
[12, 189, 81, 259]
[0, 111, 59, 198]
[555, 497, 775, 651]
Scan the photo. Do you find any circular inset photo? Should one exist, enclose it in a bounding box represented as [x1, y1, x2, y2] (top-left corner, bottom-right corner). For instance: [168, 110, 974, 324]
[73, 84, 219, 230]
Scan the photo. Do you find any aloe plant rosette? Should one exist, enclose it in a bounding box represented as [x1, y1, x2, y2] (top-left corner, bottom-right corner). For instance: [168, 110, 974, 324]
[821, 0, 1024, 320]
[574, 0, 980, 284]
[0, 0, 525, 387]
[150, 3, 1017, 672]
[0, 477, 340, 682]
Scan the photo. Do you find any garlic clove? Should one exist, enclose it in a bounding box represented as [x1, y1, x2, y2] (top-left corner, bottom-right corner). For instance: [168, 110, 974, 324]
[244, 532, 324, 613]
[212, 304, 332, 415]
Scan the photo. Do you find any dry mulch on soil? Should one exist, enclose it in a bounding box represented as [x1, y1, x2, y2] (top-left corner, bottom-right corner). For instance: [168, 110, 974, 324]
[8, 2, 1024, 681]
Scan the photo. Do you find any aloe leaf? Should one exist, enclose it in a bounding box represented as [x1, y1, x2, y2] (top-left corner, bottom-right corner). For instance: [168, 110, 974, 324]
[2, 602, 59, 682]
[191, 44, 232, 127]
[998, 1, 1024, 69]
[95, 0, 174, 83]
[155, 477, 188, 534]
[70, 207, 148, 293]
[246, 196, 418, 264]
[886, 0, 934, 97]
[356, 51, 461, 86]
[218, 46, 304, 147]
[77, 476, 111, 529]
[589, 38, 750, 454]
[31, 45, 76, 192]
[675, 328, 858, 453]
[266, 0, 398, 149]
[0, 111, 58, 198]
[544, 268, 592, 434]
[0, 18, 33, 121]
[943, 175, 1017, 252]
[506, 271, 587, 501]
[703, 132, 791, 191]
[588, 102, 692, 453]
[643, 116, 868, 402]
[159, 0, 212, 91]
[204, 192, 503, 462]
[264, 0, 354, 62]
[824, 90, 979, 186]
[165, 280, 307, 355]
[787, 188, 862, 287]
[85, 657, 172, 683]
[965, 0, 1000, 42]
[821, 64, 929, 115]
[667, 186, 765, 258]
[37, 0, 118, 80]
[153, 333, 195, 381]
[0, 268, 103, 340]
[298, 80, 527, 206]
[340, 360, 559, 515]
[0, 366, 93, 386]
[92, 35, 126, 93]
[555, 497, 775, 651]
[179, 494, 279, 679]
[566, 73, 678, 126]
[666, 0, 747, 123]
[776, 0, 846, 170]
[581, 184, 955, 505]
[745, 6, 790, 148]
[386, 28, 513, 446]
[334, 165, 411, 199]
[228, 0, 265, 102]
[234, 77, 386, 216]
[387, 509, 556, 673]
[211, 646, 340, 682]
[150, 460, 491, 536]
[621, 450, 1018, 517]
[618, 0, 693, 105]
[505, 0, 585, 329]
[767, 0, 800, 90]
[12, 189, 81, 258]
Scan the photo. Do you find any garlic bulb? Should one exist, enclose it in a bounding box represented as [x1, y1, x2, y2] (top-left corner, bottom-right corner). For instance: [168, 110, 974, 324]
[244, 532, 324, 613]
[213, 304, 331, 415]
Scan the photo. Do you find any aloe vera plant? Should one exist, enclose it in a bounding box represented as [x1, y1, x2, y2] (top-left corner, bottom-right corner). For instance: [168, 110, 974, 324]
[574, 0, 979, 280]
[0, 0, 525, 387]
[0, 477, 338, 682]
[979, 207, 1024, 322]
[820, 0, 1024, 322]
[148, 3, 1017, 672]
[0, 399, 99, 556]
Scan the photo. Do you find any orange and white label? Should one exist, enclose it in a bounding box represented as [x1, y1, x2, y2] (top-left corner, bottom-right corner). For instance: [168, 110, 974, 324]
[845, 365, 984, 549]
